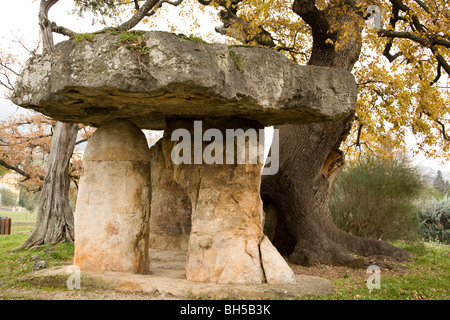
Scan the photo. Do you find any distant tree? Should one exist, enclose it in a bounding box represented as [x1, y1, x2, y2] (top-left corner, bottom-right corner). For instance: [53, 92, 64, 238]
[0, 112, 92, 193]
[0, 188, 18, 207]
[18, 187, 40, 212]
[433, 170, 447, 194]
[0, 166, 7, 178]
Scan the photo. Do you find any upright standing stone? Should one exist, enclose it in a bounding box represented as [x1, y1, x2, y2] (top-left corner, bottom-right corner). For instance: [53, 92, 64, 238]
[12, 30, 358, 284]
[149, 139, 192, 250]
[74, 120, 151, 273]
[162, 118, 266, 284]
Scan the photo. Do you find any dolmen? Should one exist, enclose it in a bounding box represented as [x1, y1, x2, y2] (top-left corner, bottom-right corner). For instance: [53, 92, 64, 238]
[13, 31, 356, 284]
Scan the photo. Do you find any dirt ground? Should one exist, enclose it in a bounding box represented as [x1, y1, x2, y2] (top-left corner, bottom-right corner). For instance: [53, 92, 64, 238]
[1, 247, 416, 301]
[0, 249, 366, 300]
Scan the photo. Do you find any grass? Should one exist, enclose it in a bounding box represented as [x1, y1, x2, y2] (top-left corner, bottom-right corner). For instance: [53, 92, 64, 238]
[0, 225, 74, 293]
[1, 229, 448, 300]
[228, 47, 243, 70]
[178, 34, 207, 46]
[114, 30, 151, 55]
[73, 33, 94, 44]
[1, 210, 37, 223]
[304, 241, 449, 300]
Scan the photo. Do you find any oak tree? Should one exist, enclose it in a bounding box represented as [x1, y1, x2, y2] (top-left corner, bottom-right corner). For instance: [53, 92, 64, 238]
[10, 0, 449, 264]
[205, 0, 448, 266]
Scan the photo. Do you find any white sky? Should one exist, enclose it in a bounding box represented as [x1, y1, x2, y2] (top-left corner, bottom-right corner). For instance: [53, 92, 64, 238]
[0, 0, 448, 171]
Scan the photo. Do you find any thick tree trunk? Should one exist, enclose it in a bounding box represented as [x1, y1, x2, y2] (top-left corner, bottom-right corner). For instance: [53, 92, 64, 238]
[262, 120, 410, 267]
[18, 0, 81, 249]
[20, 122, 79, 248]
[260, 0, 410, 267]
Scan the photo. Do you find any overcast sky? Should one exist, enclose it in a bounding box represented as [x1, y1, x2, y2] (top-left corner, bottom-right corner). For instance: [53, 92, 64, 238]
[0, 0, 98, 117]
[0, 0, 448, 171]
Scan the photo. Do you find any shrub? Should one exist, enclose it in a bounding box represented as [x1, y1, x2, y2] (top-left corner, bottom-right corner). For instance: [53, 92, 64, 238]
[0, 188, 18, 207]
[330, 156, 423, 241]
[418, 195, 450, 243]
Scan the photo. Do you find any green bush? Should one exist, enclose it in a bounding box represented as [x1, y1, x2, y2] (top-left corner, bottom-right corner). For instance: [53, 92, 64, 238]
[330, 156, 423, 241]
[0, 188, 18, 207]
[418, 195, 450, 243]
[18, 188, 40, 212]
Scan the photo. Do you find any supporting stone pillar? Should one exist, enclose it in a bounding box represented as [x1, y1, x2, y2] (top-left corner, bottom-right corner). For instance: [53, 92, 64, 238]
[149, 139, 192, 250]
[74, 120, 151, 273]
[162, 118, 295, 284]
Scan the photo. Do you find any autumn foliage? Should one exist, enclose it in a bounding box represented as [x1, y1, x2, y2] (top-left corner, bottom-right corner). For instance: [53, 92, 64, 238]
[0, 112, 93, 192]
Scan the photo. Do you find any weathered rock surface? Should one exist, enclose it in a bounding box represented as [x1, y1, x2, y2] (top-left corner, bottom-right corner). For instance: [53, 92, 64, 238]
[162, 118, 268, 284]
[74, 120, 151, 273]
[260, 235, 296, 284]
[12, 31, 357, 129]
[33, 260, 335, 299]
[149, 139, 191, 250]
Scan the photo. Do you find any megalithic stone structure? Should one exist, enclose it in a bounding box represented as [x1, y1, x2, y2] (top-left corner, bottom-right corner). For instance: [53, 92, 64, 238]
[73, 120, 151, 273]
[12, 31, 357, 283]
[149, 139, 192, 250]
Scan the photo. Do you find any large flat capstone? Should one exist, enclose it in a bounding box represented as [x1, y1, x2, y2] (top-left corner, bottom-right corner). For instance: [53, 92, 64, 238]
[12, 31, 357, 130]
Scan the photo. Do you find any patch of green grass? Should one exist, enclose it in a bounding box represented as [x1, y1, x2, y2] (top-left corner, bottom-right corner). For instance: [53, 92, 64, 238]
[1, 211, 37, 223]
[179, 34, 207, 46]
[73, 33, 94, 44]
[114, 30, 151, 55]
[306, 241, 449, 300]
[187, 290, 208, 300]
[228, 47, 243, 70]
[0, 228, 74, 291]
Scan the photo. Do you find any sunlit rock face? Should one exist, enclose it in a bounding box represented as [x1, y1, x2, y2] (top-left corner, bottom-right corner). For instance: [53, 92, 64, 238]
[12, 31, 356, 130]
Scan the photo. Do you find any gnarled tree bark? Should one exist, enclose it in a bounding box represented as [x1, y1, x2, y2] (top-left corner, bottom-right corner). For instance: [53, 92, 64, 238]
[20, 122, 79, 248]
[19, 0, 80, 248]
[261, 0, 410, 267]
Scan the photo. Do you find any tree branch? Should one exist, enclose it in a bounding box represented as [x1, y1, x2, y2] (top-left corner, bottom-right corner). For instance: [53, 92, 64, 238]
[383, 39, 403, 62]
[214, 0, 276, 47]
[51, 22, 76, 38]
[378, 29, 427, 46]
[112, 0, 162, 31]
[292, 0, 328, 33]
[433, 50, 450, 77]
[75, 138, 89, 145]
[413, 0, 430, 13]
[430, 62, 442, 86]
[0, 159, 34, 180]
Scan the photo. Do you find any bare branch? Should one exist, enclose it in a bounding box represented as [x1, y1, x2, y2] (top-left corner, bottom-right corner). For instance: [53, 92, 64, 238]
[51, 22, 76, 38]
[421, 109, 450, 141]
[113, 0, 162, 31]
[0, 60, 20, 77]
[383, 39, 403, 62]
[0, 72, 14, 91]
[0, 79, 14, 91]
[413, 0, 430, 13]
[378, 29, 428, 46]
[431, 63, 442, 86]
[0, 159, 38, 180]
[197, 0, 212, 5]
[433, 50, 450, 77]
[10, 39, 41, 57]
[75, 137, 89, 145]
[147, 0, 184, 17]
